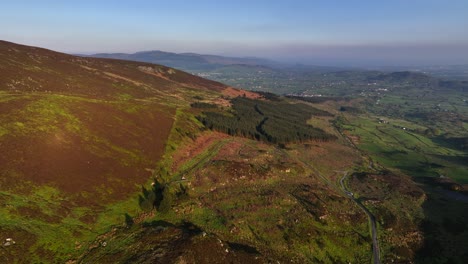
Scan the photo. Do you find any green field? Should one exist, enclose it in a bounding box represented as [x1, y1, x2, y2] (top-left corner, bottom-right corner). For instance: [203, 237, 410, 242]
[341, 115, 468, 183]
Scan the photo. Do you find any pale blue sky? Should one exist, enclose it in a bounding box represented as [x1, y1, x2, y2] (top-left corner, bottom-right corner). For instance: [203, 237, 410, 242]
[1, 0, 468, 66]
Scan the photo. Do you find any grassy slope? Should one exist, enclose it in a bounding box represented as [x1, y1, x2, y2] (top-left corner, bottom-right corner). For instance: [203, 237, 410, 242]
[0, 40, 226, 262]
[82, 97, 429, 263]
[84, 120, 373, 263]
[338, 104, 468, 263]
[342, 115, 468, 183]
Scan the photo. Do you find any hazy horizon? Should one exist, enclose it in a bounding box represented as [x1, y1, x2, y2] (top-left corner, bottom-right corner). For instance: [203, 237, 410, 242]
[1, 0, 468, 67]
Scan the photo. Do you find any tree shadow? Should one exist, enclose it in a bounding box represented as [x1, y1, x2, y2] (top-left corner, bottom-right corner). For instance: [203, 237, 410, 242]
[141, 220, 174, 228]
[413, 178, 468, 264]
[124, 213, 134, 228]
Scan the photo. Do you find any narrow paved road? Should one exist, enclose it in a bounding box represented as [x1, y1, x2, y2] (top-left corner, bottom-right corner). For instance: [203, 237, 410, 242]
[340, 172, 381, 264]
[282, 148, 381, 263]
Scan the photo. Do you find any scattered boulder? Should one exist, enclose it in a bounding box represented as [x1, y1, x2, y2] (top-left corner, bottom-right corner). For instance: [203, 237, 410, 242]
[3, 237, 16, 247]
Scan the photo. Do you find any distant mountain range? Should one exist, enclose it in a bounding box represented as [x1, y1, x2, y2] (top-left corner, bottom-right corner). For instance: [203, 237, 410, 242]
[88, 50, 350, 73]
[89, 50, 279, 71]
[87, 50, 468, 95]
[90, 51, 468, 79]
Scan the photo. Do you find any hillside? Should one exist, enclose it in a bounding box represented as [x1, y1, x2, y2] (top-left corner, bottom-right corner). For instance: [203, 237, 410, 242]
[0, 41, 450, 263]
[0, 39, 230, 204]
[1, 41, 227, 95]
[0, 40, 234, 262]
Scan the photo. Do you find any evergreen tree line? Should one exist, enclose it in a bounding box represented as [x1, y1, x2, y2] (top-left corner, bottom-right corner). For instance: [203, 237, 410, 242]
[138, 166, 188, 213]
[197, 97, 336, 144]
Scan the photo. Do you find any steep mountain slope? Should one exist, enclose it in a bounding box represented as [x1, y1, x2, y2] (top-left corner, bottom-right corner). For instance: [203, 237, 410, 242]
[0, 40, 230, 262]
[1, 41, 227, 95]
[0, 40, 227, 204]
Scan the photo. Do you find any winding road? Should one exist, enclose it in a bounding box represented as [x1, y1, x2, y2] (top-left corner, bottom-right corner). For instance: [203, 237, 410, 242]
[281, 147, 381, 263]
[340, 172, 381, 264]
